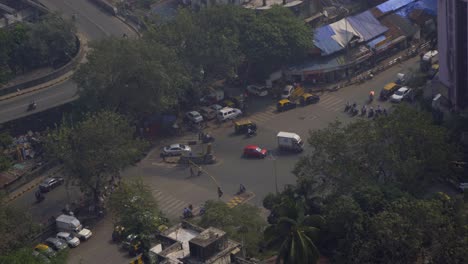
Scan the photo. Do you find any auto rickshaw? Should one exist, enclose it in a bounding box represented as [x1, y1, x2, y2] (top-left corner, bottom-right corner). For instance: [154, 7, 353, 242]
[380, 82, 401, 100]
[234, 120, 257, 134]
[277, 99, 297, 112]
[300, 93, 320, 106]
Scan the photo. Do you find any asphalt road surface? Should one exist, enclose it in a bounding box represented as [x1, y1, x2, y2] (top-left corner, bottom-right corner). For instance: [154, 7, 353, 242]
[0, 0, 136, 123]
[11, 56, 420, 263]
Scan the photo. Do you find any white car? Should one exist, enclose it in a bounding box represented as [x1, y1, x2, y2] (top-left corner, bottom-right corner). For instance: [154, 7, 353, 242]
[56, 232, 80, 247]
[246, 85, 268, 97]
[162, 144, 191, 157]
[390, 87, 412, 103]
[281, 85, 295, 99]
[185, 111, 203, 124]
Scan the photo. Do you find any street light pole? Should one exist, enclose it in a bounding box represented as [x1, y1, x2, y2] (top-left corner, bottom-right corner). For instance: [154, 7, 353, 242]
[270, 154, 279, 194]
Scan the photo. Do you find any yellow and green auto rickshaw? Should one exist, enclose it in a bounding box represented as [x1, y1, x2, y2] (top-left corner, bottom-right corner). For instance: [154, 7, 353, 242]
[380, 82, 401, 100]
[234, 120, 257, 134]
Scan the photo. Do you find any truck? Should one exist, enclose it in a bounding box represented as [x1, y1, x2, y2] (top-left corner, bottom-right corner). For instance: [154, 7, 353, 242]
[56, 214, 93, 241]
[277, 132, 303, 152]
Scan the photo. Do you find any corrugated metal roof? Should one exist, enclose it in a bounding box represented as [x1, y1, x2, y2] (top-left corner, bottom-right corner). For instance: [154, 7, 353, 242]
[395, 0, 437, 17]
[347, 10, 388, 42]
[376, 0, 415, 13]
[313, 25, 343, 56]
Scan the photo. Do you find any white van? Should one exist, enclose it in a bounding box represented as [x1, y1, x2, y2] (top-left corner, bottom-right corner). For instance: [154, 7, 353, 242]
[217, 107, 242, 122]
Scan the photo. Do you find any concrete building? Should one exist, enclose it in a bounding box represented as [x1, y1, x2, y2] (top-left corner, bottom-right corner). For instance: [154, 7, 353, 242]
[437, 0, 468, 109]
[150, 221, 247, 264]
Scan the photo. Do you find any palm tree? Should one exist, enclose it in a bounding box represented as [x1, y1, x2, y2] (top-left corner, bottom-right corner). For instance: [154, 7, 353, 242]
[264, 200, 323, 264]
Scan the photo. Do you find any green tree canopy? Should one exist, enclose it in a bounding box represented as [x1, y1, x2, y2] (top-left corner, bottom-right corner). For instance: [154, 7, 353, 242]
[45, 111, 147, 207]
[0, 194, 39, 254]
[294, 105, 460, 198]
[264, 198, 323, 264]
[108, 178, 168, 238]
[74, 37, 189, 116]
[199, 200, 266, 257]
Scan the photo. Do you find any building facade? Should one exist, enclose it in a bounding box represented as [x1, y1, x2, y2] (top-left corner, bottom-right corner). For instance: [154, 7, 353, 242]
[437, 0, 468, 109]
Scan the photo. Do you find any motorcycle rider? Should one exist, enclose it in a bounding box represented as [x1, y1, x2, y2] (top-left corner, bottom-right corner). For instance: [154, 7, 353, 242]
[361, 105, 367, 115]
[376, 105, 382, 114]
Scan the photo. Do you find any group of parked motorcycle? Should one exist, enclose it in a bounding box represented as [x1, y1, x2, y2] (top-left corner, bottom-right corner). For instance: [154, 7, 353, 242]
[344, 93, 388, 118]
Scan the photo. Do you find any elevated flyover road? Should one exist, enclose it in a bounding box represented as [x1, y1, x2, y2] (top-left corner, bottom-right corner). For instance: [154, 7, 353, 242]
[0, 0, 137, 123]
[37, 0, 137, 40]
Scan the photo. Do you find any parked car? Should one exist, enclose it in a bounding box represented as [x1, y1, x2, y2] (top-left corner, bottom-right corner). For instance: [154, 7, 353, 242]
[281, 85, 295, 99]
[56, 232, 80, 247]
[199, 107, 216, 120]
[161, 144, 191, 157]
[246, 85, 268, 97]
[39, 177, 64, 192]
[390, 87, 412, 103]
[243, 145, 268, 158]
[44, 237, 68, 251]
[34, 244, 56, 258]
[209, 104, 223, 112]
[217, 107, 242, 122]
[185, 111, 203, 124]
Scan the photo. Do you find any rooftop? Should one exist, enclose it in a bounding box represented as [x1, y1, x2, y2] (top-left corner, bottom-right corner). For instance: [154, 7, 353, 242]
[165, 227, 200, 261]
[243, 0, 303, 9]
[189, 227, 226, 247]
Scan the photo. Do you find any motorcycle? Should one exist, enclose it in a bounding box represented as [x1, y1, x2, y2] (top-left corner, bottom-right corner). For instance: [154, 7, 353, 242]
[344, 104, 351, 112]
[35, 190, 44, 203]
[201, 133, 215, 143]
[182, 209, 193, 219]
[247, 128, 256, 137]
[350, 107, 359, 116]
[361, 107, 367, 116]
[27, 102, 37, 111]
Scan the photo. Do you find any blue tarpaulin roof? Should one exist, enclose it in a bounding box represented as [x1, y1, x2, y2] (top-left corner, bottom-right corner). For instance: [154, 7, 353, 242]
[313, 25, 343, 56]
[396, 0, 437, 17]
[376, 0, 415, 13]
[347, 10, 388, 42]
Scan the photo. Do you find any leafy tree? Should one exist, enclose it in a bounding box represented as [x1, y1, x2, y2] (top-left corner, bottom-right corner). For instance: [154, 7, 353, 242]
[199, 200, 266, 257]
[294, 105, 459, 197]
[27, 12, 77, 67]
[0, 194, 39, 254]
[74, 37, 189, 116]
[108, 178, 168, 249]
[241, 6, 313, 78]
[0, 247, 68, 264]
[264, 199, 323, 264]
[45, 111, 147, 208]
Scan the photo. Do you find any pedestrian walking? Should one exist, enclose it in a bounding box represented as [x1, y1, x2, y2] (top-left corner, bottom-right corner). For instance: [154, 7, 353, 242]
[190, 166, 194, 177]
[217, 187, 223, 198]
[197, 166, 203, 177]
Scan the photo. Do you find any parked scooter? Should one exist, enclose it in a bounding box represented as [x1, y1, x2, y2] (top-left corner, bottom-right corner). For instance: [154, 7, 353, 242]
[361, 106, 367, 116]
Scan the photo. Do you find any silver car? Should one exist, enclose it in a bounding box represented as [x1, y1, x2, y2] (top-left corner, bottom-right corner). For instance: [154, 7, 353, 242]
[39, 177, 64, 192]
[45, 237, 68, 251]
[162, 144, 191, 157]
[56, 232, 80, 247]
